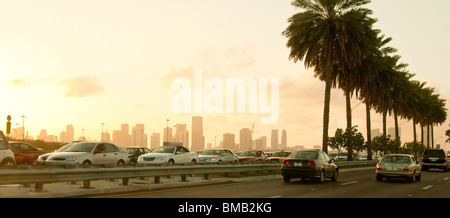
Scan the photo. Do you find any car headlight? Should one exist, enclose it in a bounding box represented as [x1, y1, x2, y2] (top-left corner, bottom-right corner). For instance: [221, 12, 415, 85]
[211, 158, 218, 161]
[65, 157, 77, 161]
[155, 157, 166, 161]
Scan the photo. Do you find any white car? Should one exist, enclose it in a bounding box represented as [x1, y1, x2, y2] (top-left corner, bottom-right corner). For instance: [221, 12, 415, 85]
[0, 131, 15, 167]
[46, 141, 129, 167]
[198, 148, 238, 163]
[137, 146, 198, 166]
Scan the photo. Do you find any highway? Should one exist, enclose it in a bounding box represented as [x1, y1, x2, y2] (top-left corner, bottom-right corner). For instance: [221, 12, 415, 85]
[96, 168, 450, 198]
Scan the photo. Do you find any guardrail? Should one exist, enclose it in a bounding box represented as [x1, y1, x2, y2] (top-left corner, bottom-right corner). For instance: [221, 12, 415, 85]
[0, 160, 378, 192]
[0, 163, 281, 192]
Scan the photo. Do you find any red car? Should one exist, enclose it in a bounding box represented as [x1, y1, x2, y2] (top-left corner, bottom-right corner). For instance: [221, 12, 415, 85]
[238, 150, 268, 163]
[9, 141, 44, 165]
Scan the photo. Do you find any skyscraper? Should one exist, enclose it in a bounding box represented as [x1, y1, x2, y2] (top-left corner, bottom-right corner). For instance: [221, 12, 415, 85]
[239, 128, 252, 151]
[174, 123, 189, 147]
[222, 133, 236, 151]
[281, 129, 287, 150]
[271, 129, 279, 150]
[191, 116, 204, 151]
[151, 133, 160, 149]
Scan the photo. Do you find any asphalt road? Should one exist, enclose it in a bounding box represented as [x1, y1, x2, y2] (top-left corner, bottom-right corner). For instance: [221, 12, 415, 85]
[96, 168, 450, 198]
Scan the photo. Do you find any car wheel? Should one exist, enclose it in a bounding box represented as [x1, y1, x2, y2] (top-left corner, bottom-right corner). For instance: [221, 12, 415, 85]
[331, 169, 338, 182]
[318, 170, 324, 183]
[1, 159, 15, 168]
[167, 159, 175, 166]
[283, 176, 290, 183]
[409, 171, 416, 183]
[415, 172, 421, 181]
[191, 159, 196, 164]
[117, 160, 125, 167]
[82, 160, 91, 167]
[376, 174, 383, 182]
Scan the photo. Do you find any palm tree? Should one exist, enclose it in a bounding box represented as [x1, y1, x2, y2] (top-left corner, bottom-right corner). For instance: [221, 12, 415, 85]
[283, 0, 377, 153]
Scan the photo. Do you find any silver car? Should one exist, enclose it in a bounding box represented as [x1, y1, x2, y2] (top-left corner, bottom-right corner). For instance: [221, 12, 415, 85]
[198, 148, 238, 164]
[376, 154, 421, 183]
[46, 141, 129, 167]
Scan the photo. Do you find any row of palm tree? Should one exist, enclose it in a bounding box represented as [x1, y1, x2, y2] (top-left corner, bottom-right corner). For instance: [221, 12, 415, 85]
[282, 0, 447, 160]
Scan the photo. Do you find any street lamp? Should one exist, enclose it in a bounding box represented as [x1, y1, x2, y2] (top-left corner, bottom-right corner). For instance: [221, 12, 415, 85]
[166, 119, 170, 142]
[21, 115, 25, 140]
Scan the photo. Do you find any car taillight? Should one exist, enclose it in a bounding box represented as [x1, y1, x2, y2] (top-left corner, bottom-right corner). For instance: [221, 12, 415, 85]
[403, 168, 410, 172]
[421, 156, 424, 161]
[282, 159, 289, 165]
[307, 160, 316, 166]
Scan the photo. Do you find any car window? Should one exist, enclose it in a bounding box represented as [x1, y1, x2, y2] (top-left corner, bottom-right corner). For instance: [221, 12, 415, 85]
[0, 132, 8, 150]
[65, 142, 97, 152]
[423, 150, 445, 158]
[382, 156, 412, 163]
[104, 144, 117, 152]
[153, 146, 176, 154]
[20, 143, 32, 151]
[289, 151, 318, 159]
[94, 144, 106, 153]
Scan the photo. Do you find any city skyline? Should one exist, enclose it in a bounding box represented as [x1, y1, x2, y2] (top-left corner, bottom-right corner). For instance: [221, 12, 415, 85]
[1, 0, 449, 150]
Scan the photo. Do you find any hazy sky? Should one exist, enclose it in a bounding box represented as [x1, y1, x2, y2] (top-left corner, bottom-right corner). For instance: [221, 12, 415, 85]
[1, 0, 449, 149]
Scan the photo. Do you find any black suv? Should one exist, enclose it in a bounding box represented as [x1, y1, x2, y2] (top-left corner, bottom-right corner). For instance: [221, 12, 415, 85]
[421, 149, 449, 172]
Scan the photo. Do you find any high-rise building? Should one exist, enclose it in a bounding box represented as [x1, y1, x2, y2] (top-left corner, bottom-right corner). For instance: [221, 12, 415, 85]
[174, 123, 189, 147]
[255, 136, 267, 150]
[66, 125, 74, 143]
[131, 124, 147, 147]
[239, 128, 252, 151]
[281, 129, 287, 150]
[271, 129, 279, 150]
[222, 133, 236, 151]
[191, 116, 204, 151]
[163, 127, 173, 142]
[151, 133, 160, 149]
[113, 124, 131, 147]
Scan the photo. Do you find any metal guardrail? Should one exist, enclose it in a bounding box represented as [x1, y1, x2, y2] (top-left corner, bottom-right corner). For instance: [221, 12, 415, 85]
[0, 160, 377, 192]
[0, 163, 281, 192]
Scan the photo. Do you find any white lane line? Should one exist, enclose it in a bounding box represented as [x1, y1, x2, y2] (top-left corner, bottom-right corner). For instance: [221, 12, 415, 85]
[268, 196, 283, 198]
[341, 181, 358, 186]
[444, 177, 449, 180]
[422, 185, 433, 190]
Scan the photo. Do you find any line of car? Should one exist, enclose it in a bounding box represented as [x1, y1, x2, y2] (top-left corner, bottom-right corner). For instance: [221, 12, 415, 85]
[0, 130, 290, 168]
[281, 148, 450, 184]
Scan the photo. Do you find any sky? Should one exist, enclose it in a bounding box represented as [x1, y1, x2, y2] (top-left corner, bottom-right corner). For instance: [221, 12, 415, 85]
[0, 0, 449, 150]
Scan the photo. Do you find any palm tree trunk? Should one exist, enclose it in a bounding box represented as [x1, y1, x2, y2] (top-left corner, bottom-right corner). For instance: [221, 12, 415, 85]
[431, 125, 434, 148]
[382, 110, 387, 137]
[366, 103, 372, 160]
[394, 108, 399, 141]
[345, 91, 353, 161]
[413, 119, 417, 144]
[322, 71, 332, 154]
[427, 125, 430, 148]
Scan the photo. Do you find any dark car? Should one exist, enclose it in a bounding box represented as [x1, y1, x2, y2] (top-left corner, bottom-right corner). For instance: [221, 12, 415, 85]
[421, 149, 449, 172]
[238, 150, 268, 163]
[9, 141, 45, 165]
[123, 147, 151, 165]
[281, 149, 338, 183]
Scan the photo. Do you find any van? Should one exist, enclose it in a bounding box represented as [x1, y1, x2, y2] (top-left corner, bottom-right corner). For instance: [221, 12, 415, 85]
[421, 149, 449, 171]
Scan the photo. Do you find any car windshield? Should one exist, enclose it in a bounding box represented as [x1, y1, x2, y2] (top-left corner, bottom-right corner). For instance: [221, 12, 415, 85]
[289, 151, 318, 159]
[152, 146, 175, 154]
[202, 150, 222, 155]
[382, 156, 411, 164]
[64, 143, 97, 152]
[240, 151, 256, 156]
[56, 143, 73, 152]
[272, 152, 290, 157]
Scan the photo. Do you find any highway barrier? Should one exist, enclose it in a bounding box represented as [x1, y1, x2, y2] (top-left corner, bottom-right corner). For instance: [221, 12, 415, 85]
[0, 160, 377, 192]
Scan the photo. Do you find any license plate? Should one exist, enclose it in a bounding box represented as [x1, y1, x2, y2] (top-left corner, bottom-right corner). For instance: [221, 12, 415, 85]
[294, 162, 303, 167]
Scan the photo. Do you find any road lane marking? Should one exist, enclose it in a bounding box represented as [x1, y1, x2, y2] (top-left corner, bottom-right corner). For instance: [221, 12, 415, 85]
[444, 177, 449, 180]
[268, 195, 283, 198]
[422, 185, 433, 190]
[341, 181, 358, 186]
